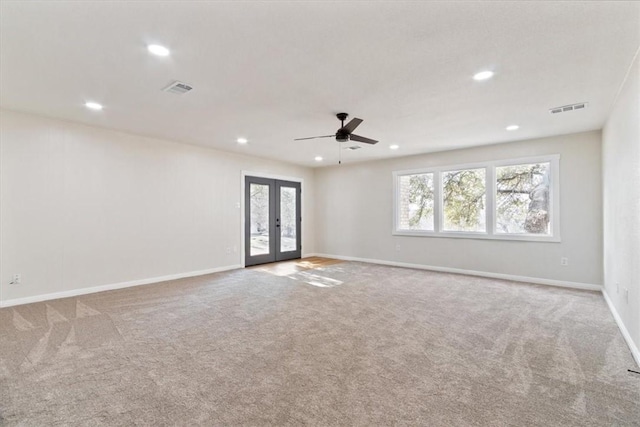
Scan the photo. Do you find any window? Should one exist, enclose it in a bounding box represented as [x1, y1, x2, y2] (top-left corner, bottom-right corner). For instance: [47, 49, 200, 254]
[496, 162, 550, 235]
[442, 168, 486, 232]
[397, 173, 434, 231]
[393, 155, 560, 242]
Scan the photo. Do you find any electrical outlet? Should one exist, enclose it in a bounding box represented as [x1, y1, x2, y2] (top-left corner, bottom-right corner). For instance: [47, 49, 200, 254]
[395, 244, 401, 252]
[560, 257, 569, 266]
[11, 274, 21, 285]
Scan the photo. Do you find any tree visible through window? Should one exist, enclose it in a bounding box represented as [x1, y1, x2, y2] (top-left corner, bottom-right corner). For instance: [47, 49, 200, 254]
[496, 162, 550, 234]
[279, 186, 297, 251]
[393, 155, 558, 240]
[398, 173, 434, 231]
[442, 168, 486, 232]
[250, 183, 270, 255]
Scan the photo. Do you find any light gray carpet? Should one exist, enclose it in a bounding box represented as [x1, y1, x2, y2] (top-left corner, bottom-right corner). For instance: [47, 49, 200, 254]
[1, 261, 638, 426]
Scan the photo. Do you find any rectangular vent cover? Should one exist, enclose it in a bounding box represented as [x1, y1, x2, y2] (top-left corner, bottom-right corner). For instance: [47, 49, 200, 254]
[163, 81, 193, 94]
[549, 102, 588, 114]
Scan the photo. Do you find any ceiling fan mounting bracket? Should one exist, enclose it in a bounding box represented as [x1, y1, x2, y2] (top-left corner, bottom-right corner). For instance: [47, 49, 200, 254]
[336, 112, 349, 122]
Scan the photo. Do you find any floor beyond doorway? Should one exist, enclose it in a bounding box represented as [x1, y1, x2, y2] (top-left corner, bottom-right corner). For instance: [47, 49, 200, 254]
[249, 256, 343, 276]
[1, 261, 638, 425]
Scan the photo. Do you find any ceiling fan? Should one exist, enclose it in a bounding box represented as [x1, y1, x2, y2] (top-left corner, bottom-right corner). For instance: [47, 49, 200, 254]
[294, 113, 378, 145]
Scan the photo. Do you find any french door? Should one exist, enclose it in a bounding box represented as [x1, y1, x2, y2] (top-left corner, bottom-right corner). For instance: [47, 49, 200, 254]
[245, 176, 301, 267]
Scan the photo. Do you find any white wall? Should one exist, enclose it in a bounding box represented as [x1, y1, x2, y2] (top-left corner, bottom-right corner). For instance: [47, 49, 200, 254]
[0, 110, 315, 304]
[315, 131, 603, 287]
[602, 49, 640, 363]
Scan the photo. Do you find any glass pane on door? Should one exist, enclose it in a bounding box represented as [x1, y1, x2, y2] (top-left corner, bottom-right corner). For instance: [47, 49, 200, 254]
[280, 186, 297, 252]
[250, 183, 270, 256]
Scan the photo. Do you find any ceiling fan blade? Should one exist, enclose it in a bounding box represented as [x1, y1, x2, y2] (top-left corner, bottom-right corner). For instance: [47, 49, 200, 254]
[350, 134, 378, 144]
[340, 118, 363, 134]
[293, 134, 335, 141]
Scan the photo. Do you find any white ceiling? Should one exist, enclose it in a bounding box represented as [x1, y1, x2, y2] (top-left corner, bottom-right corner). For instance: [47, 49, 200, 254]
[1, 1, 639, 167]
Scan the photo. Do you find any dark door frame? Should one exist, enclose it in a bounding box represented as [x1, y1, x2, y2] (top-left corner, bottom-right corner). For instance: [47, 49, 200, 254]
[241, 172, 304, 268]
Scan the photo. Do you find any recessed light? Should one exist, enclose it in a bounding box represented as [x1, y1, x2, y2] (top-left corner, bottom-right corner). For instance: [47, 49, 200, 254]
[389, 144, 399, 150]
[85, 101, 103, 111]
[473, 70, 494, 81]
[506, 125, 519, 131]
[314, 156, 323, 162]
[236, 137, 248, 144]
[147, 44, 170, 57]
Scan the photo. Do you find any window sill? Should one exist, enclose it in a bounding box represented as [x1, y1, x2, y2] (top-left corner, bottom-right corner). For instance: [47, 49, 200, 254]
[392, 230, 561, 242]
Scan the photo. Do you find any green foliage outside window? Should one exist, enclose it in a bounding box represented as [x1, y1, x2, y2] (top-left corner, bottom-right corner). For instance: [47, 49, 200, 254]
[496, 163, 550, 234]
[397, 161, 552, 236]
[442, 169, 486, 231]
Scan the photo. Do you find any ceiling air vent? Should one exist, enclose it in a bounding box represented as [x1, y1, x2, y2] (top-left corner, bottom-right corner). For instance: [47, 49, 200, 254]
[163, 81, 193, 94]
[549, 102, 588, 114]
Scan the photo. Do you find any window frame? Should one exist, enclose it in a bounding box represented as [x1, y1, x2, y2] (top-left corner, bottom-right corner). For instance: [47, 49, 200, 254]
[394, 170, 438, 234]
[392, 155, 561, 242]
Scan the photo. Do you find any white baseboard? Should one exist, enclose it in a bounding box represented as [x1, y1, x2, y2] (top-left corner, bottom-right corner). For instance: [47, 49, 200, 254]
[602, 289, 640, 368]
[314, 253, 602, 291]
[0, 264, 240, 308]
